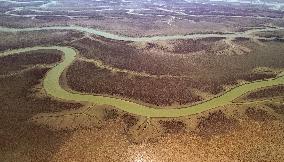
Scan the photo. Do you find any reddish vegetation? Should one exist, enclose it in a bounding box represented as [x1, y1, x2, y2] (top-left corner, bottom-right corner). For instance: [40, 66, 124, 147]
[104, 109, 119, 120]
[122, 114, 138, 129]
[0, 31, 83, 51]
[197, 110, 239, 137]
[245, 108, 276, 122]
[245, 85, 284, 100]
[64, 37, 284, 106]
[66, 61, 202, 106]
[266, 104, 284, 114]
[159, 120, 186, 134]
[0, 50, 62, 75]
[0, 67, 82, 162]
[146, 37, 225, 54]
[173, 37, 225, 54]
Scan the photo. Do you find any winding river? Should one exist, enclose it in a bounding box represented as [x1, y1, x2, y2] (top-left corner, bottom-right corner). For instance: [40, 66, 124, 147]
[0, 26, 283, 41]
[0, 26, 283, 117]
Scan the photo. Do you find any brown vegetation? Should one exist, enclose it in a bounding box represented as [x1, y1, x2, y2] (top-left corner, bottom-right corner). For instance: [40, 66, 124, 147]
[0, 50, 83, 161]
[46, 103, 284, 161]
[0, 67, 82, 161]
[197, 110, 239, 137]
[69, 37, 284, 102]
[0, 30, 83, 51]
[159, 120, 186, 134]
[0, 50, 62, 75]
[103, 108, 119, 121]
[266, 103, 284, 114]
[173, 37, 225, 53]
[121, 114, 138, 129]
[66, 61, 202, 106]
[245, 107, 276, 122]
[245, 85, 284, 100]
[146, 37, 225, 54]
[1, 1, 284, 160]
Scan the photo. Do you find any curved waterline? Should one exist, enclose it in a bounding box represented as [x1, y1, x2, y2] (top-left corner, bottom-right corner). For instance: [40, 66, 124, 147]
[0, 25, 283, 42]
[1, 46, 283, 117]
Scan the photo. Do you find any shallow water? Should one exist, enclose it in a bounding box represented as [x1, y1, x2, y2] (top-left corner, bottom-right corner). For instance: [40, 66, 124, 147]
[0, 26, 282, 42]
[1, 46, 283, 117]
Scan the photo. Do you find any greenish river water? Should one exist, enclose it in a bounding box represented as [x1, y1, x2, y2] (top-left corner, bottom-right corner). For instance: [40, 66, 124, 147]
[0, 26, 283, 41]
[0, 26, 283, 117]
[1, 46, 283, 117]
